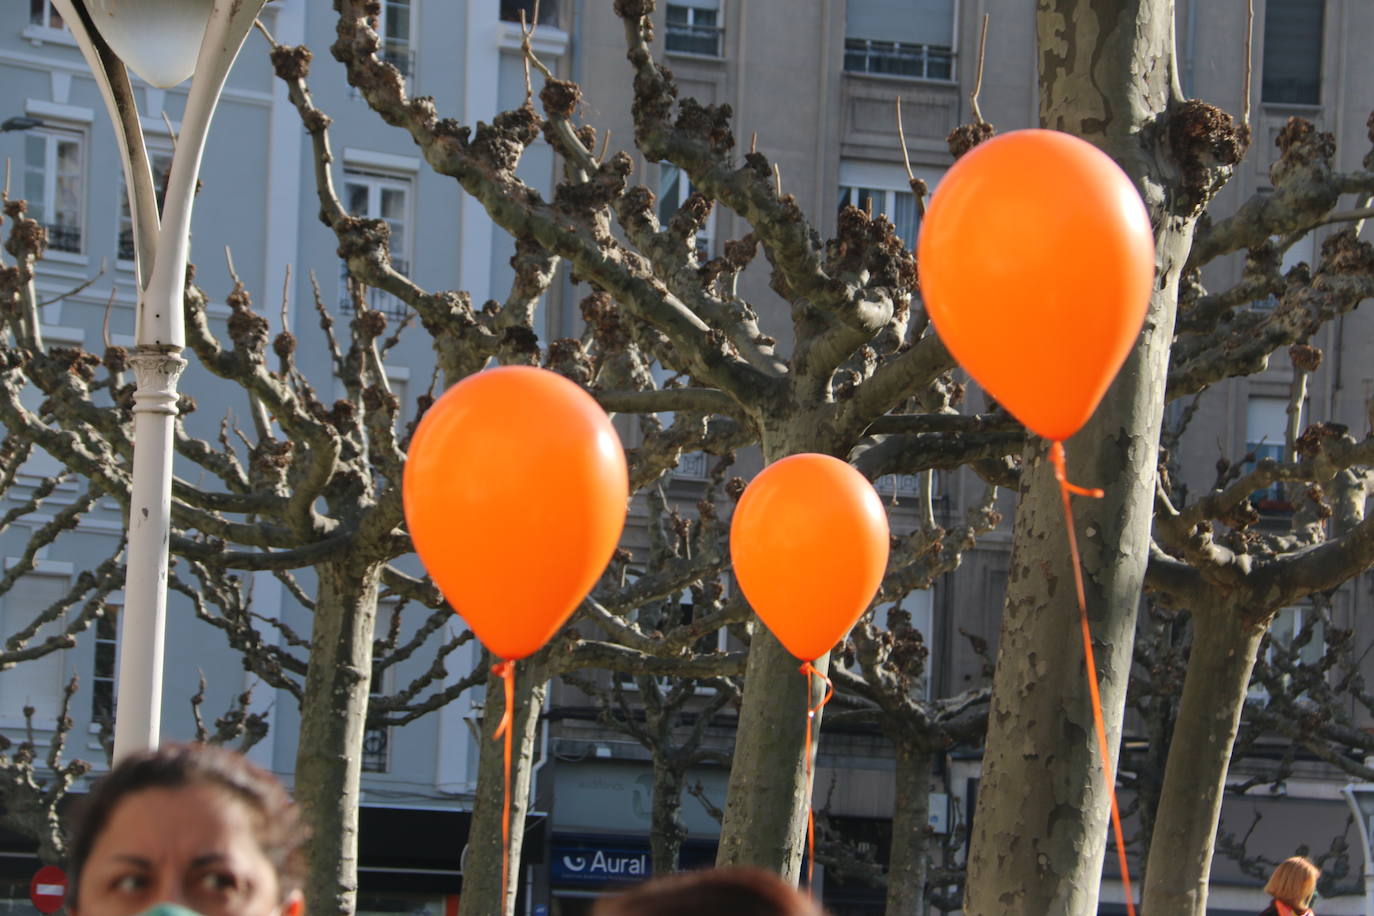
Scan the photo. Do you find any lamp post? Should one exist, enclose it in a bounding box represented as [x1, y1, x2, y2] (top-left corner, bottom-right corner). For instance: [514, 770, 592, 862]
[1343, 783, 1374, 916]
[46, 0, 267, 761]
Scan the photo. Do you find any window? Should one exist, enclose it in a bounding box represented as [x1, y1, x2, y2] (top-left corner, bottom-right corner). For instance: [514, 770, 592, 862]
[658, 163, 714, 259]
[23, 127, 84, 255]
[91, 605, 118, 725]
[1245, 396, 1292, 510]
[117, 149, 174, 263]
[839, 161, 943, 250]
[844, 0, 955, 81]
[1255, 232, 1315, 310]
[858, 593, 934, 699]
[617, 592, 730, 691]
[29, 0, 63, 29]
[0, 571, 71, 727]
[377, 0, 414, 79]
[363, 603, 398, 774]
[341, 170, 412, 318]
[1249, 605, 1324, 702]
[838, 185, 921, 249]
[647, 360, 709, 480]
[1262, 0, 1323, 105]
[361, 710, 391, 773]
[500, 0, 559, 27]
[665, 2, 722, 57]
[875, 471, 930, 500]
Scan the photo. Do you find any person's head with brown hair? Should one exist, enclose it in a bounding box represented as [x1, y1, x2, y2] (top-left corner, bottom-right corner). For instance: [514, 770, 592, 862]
[592, 867, 824, 916]
[1264, 856, 1320, 912]
[67, 743, 306, 916]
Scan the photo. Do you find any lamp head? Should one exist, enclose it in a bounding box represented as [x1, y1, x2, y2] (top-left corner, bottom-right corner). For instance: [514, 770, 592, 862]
[82, 0, 217, 88]
[0, 116, 45, 132]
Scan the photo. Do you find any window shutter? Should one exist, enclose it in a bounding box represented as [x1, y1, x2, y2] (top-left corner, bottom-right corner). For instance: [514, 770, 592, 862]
[846, 0, 955, 48]
[1261, 0, 1323, 104]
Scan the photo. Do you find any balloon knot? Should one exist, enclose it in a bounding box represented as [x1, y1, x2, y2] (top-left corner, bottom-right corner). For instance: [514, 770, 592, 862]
[491, 659, 516, 742]
[1049, 441, 1104, 499]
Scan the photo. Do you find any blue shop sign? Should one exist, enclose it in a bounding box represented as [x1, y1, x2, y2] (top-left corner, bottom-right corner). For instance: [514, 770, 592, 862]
[551, 842, 649, 884]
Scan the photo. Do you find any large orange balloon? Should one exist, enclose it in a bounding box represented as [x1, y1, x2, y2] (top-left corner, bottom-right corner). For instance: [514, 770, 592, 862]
[730, 454, 890, 662]
[917, 129, 1156, 442]
[403, 366, 628, 660]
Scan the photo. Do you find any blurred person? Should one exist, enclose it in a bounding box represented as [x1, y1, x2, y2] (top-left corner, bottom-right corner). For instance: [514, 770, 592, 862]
[67, 743, 305, 916]
[593, 867, 824, 916]
[1261, 856, 1320, 915]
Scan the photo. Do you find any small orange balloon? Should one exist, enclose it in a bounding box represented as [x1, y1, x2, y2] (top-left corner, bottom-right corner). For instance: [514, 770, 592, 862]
[403, 366, 628, 660]
[730, 454, 890, 662]
[917, 129, 1156, 442]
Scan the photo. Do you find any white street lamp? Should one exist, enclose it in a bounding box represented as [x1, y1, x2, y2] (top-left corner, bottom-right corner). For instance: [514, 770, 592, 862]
[1342, 783, 1374, 916]
[46, 0, 268, 761]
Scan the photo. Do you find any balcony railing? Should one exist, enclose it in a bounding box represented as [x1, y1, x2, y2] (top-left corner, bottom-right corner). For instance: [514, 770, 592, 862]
[500, 0, 559, 27]
[361, 725, 389, 773]
[844, 38, 954, 81]
[340, 258, 410, 319]
[666, 21, 722, 57]
[44, 222, 82, 253]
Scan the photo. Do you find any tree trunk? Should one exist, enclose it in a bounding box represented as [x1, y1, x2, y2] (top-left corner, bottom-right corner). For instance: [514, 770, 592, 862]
[716, 627, 821, 879]
[650, 757, 687, 876]
[884, 739, 933, 916]
[1141, 607, 1266, 915]
[458, 653, 548, 916]
[295, 560, 380, 916]
[717, 424, 837, 880]
[964, 4, 1193, 911]
[1131, 611, 1186, 877]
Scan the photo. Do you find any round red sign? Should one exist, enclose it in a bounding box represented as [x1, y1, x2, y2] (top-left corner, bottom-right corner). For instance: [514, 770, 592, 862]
[29, 865, 66, 914]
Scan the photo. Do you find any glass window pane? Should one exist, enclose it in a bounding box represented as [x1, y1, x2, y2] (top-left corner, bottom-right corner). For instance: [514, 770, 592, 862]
[1262, 0, 1323, 104]
[25, 134, 45, 170]
[346, 183, 369, 216]
[659, 165, 682, 225]
[385, 4, 409, 40]
[380, 187, 406, 221]
[57, 139, 80, 174]
[892, 191, 919, 245]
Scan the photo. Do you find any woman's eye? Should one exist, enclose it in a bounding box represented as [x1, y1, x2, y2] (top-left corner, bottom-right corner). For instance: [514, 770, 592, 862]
[112, 875, 147, 894]
[196, 872, 240, 894]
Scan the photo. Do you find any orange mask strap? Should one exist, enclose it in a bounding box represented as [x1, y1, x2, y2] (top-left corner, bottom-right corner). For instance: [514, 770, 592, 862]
[491, 659, 517, 911]
[799, 660, 835, 896]
[1049, 441, 1136, 916]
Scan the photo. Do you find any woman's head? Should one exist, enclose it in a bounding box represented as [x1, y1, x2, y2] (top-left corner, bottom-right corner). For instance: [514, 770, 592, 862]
[68, 743, 305, 916]
[592, 868, 824, 916]
[1265, 856, 1320, 910]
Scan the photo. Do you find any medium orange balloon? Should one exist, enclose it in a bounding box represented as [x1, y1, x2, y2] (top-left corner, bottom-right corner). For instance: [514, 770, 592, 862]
[918, 129, 1156, 442]
[730, 454, 890, 662]
[403, 366, 628, 660]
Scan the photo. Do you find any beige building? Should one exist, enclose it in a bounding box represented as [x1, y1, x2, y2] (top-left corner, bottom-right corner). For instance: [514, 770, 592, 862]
[540, 2, 1374, 914]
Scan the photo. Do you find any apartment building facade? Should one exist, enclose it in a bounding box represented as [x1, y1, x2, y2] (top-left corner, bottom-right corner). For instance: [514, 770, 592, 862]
[0, 2, 573, 914]
[2, 1, 1372, 914]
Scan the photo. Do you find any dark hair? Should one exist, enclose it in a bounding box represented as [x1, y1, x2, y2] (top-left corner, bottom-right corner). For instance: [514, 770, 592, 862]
[67, 743, 306, 906]
[592, 868, 824, 916]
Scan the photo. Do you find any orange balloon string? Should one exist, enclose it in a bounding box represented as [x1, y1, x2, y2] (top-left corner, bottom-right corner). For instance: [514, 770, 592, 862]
[490, 659, 516, 912]
[1048, 442, 1137, 916]
[799, 660, 834, 895]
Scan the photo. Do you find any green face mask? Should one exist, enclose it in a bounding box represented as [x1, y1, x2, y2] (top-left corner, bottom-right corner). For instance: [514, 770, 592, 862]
[132, 904, 205, 916]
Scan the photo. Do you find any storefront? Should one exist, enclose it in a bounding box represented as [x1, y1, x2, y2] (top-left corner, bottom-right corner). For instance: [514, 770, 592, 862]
[545, 759, 729, 913]
[546, 833, 716, 915]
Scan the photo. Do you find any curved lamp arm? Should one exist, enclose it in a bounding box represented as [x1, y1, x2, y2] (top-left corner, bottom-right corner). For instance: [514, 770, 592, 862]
[47, 0, 160, 290]
[143, 0, 268, 349]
